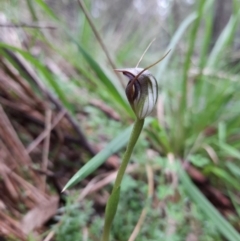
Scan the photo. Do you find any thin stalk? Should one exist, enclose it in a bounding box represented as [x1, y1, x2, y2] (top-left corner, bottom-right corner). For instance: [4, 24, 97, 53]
[26, 0, 38, 21]
[77, 0, 125, 88]
[0, 23, 56, 29]
[101, 118, 145, 241]
[113, 118, 144, 192]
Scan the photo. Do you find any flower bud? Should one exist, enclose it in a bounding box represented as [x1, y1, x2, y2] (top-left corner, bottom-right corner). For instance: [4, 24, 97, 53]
[116, 68, 158, 119]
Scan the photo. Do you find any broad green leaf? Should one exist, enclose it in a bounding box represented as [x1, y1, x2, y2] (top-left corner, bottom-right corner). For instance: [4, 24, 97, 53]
[67, 36, 134, 117]
[62, 118, 152, 191]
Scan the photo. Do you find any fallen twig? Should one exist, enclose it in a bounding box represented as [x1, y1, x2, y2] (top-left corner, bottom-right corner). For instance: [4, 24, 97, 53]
[27, 110, 66, 153]
[3, 49, 96, 156]
[0, 23, 56, 29]
[128, 165, 154, 241]
[42, 109, 52, 192]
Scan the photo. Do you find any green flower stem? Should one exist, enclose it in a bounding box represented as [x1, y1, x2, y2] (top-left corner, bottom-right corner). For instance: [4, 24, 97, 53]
[101, 118, 145, 241]
[113, 118, 145, 192]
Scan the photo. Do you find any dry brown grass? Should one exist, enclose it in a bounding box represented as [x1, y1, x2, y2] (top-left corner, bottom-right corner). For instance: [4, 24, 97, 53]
[0, 59, 59, 240]
[0, 14, 98, 240]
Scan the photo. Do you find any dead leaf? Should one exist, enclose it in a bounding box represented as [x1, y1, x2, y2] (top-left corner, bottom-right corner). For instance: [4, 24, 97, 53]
[21, 196, 59, 234]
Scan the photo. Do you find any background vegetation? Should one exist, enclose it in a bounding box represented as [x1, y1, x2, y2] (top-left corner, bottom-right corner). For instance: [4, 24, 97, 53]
[1, 0, 240, 240]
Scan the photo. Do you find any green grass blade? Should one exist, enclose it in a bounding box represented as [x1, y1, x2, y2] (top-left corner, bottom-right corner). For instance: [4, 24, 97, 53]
[228, 190, 240, 218]
[181, 0, 206, 112]
[26, 0, 38, 21]
[206, 166, 240, 190]
[198, 1, 214, 70]
[0, 43, 71, 110]
[218, 122, 227, 143]
[207, 10, 240, 68]
[33, 0, 58, 20]
[179, 165, 240, 241]
[156, 12, 197, 80]
[65, 34, 133, 117]
[226, 162, 240, 178]
[218, 142, 240, 159]
[62, 118, 152, 191]
[193, 2, 214, 107]
[32, 0, 132, 116]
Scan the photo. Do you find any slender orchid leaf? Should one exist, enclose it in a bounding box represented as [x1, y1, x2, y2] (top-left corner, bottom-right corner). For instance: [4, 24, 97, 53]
[179, 165, 240, 241]
[62, 118, 152, 191]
